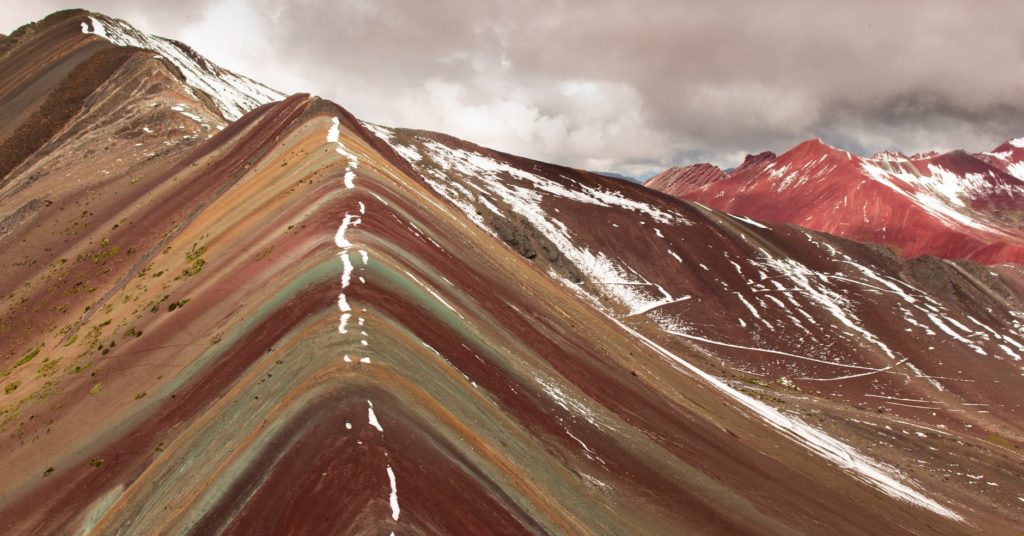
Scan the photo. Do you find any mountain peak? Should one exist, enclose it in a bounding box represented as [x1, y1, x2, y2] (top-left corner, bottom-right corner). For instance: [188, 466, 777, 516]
[645, 162, 726, 193]
[792, 137, 845, 154]
[991, 137, 1024, 153]
[908, 150, 940, 160]
[870, 150, 909, 162]
[773, 137, 862, 165]
[733, 150, 776, 173]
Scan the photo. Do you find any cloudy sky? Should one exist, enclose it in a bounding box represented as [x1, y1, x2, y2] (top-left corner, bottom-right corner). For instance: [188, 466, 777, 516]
[4, 1, 1024, 176]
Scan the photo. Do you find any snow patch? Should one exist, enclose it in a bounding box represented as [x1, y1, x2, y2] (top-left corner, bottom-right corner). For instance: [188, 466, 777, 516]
[367, 400, 383, 432]
[413, 141, 689, 315]
[729, 213, 769, 230]
[386, 465, 400, 521]
[81, 16, 107, 38]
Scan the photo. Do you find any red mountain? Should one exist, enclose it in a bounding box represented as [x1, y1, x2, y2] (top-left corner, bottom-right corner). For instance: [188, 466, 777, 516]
[980, 137, 1024, 182]
[647, 138, 1024, 264]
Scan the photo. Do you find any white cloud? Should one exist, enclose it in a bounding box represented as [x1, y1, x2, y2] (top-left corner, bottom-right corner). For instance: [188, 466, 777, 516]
[4, 0, 1024, 174]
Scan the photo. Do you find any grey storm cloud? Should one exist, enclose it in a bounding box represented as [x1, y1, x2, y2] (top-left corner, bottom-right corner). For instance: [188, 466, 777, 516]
[4, 0, 1024, 176]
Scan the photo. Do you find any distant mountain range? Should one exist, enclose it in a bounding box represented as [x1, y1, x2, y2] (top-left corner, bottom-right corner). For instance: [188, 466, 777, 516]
[647, 138, 1024, 264]
[591, 170, 653, 184]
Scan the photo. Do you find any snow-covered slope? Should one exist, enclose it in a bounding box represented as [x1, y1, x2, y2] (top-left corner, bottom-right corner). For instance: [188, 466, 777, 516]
[364, 122, 1024, 529]
[370, 124, 1024, 405]
[982, 137, 1024, 183]
[80, 14, 284, 121]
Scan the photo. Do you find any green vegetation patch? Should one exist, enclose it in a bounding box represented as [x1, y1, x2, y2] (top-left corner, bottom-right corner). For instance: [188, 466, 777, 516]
[14, 346, 41, 368]
[986, 433, 1017, 450]
[179, 243, 208, 278]
[168, 298, 190, 312]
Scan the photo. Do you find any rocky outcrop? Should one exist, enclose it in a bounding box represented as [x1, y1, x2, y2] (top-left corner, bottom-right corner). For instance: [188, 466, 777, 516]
[732, 150, 776, 174]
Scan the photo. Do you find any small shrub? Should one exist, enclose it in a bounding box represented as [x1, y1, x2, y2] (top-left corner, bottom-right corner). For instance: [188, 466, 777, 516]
[14, 346, 40, 368]
[987, 434, 1017, 450]
[179, 243, 208, 278]
[36, 359, 58, 376]
[255, 246, 274, 260]
[168, 299, 190, 312]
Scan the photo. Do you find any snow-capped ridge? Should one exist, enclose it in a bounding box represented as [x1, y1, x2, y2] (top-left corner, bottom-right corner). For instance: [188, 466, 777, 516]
[871, 150, 910, 162]
[80, 12, 284, 121]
